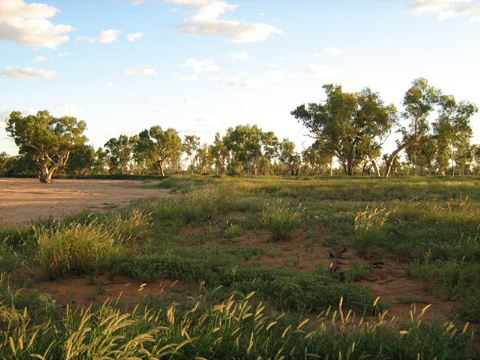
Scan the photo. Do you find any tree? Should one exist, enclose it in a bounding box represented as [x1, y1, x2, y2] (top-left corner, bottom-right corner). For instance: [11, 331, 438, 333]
[104, 135, 136, 174]
[183, 135, 200, 173]
[384, 78, 477, 177]
[64, 144, 95, 177]
[292, 85, 397, 176]
[209, 132, 229, 175]
[302, 141, 334, 175]
[277, 138, 300, 175]
[433, 94, 477, 175]
[6, 110, 87, 183]
[93, 147, 109, 174]
[133, 126, 182, 176]
[384, 78, 438, 177]
[224, 124, 279, 175]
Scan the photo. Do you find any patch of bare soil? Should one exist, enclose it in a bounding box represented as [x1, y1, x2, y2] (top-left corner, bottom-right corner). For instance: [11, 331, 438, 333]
[32, 276, 187, 309]
[221, 230, 457, 323]
[0, 178, 171, 225]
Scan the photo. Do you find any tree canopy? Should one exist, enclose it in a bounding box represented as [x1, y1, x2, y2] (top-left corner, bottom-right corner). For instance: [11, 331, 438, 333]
[6, 110, 87, 183]
[291, 84, 397, 175]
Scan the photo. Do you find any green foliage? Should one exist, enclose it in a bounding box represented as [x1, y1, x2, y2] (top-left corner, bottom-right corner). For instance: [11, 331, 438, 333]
[121, 254, 204, 282]
[455, 290, 480, 323]
[344, 261, 372, 282]
[292, 84, 397, 176]
[408, 252, 480, 299]
[6, 110, 87, 182]
[262, 199, 304, 241]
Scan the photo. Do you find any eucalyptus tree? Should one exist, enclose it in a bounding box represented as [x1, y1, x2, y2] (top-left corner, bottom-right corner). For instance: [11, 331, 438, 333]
[183, 135, 201, 173]
[195, 143, 214, 174]
[133, 126, 182, 176]
[292, 85, 397, 176]
[303, 141, 334, 176]
[64, 144, 95, 177]
[223, 124, 279, 175]
[277, 138, 300, 175]
[385, 78, 477, 177]
[104, 135, 136, 174]
[6, 110, 87, 183]
[93, 147, 109, 174]
[209, 132, 229, 175]
[433, 94, 478, 175]
[384, 78, 438, 177]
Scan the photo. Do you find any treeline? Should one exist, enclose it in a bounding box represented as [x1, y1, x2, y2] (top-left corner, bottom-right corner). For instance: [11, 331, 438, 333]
[1, 78, 479, 180]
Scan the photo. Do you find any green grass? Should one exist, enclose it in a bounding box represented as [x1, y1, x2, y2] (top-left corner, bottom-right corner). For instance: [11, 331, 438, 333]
[1, 175, 480, 358]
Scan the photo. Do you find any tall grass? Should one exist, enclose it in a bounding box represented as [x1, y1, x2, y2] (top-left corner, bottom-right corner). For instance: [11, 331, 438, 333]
[354, 206, 391, 257]
[0, 289, 475, 359]
[36, 222, 126, 279]
[262, 199, 304, 241]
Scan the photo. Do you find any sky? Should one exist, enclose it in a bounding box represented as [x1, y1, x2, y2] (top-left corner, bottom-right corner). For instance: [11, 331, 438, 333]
[1, 0, 480, 157]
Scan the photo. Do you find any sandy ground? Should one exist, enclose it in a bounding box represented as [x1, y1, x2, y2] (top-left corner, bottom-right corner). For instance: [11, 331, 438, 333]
[0, 178, 170, 225]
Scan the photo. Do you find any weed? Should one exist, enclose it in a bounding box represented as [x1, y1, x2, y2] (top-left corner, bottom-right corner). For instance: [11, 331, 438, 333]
[262, 199, 304, 241]
[354, 206, 391, 257]
[343, 261, 372, 282]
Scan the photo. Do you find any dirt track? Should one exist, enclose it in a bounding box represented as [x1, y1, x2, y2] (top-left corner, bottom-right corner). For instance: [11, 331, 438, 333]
[0, 178, 170, 225]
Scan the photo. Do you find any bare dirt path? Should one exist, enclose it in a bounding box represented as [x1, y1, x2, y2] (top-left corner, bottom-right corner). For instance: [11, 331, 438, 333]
[0, 178, 170, 225]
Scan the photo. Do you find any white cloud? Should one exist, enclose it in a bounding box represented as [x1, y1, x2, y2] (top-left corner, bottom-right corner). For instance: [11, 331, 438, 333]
[307, 64, 341, 78]
[0, 66, 57, 80]
[438, 4, 478, 18]
[227, 51, 249, 60]
[181, 58, 219, 73]
[90, 29, 122, 44]
[325, 47, 345, 55]
[127, 32, 145, 41]
[210, 69, 294, 88]
[165, 0, 281, 42]
[34, 55, 48, 62]
[106, 82, 114, 87]
[0, 0, 74, 49]
[471, 12, 480, 21]
[58, 51, 71, 57]
[173, 73, 199, 81]
[182, 98, 201, 105]
[210, 72, 265, 88]
[55, 104, 85, 118]
[408, 0, 480, 21]
[124, 65, 158, 76]
[131, 0, 147, 4]
[263, 70, 294, 83]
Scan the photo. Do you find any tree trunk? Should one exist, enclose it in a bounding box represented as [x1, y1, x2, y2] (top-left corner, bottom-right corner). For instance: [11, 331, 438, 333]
[37, 152, 70, 183]
[371, 159, 380, 177]
[157, 153, 169, 177]
[384, 139, 419, 177]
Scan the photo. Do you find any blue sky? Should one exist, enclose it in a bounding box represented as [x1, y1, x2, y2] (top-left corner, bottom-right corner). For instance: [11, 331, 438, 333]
[1, 0, 479, 156]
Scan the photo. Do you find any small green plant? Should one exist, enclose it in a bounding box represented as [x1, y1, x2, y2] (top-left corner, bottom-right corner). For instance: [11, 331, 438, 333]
[262, 199, 304, 241]
[343, 261, 372, 282]
[354, 206, 391, 257]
